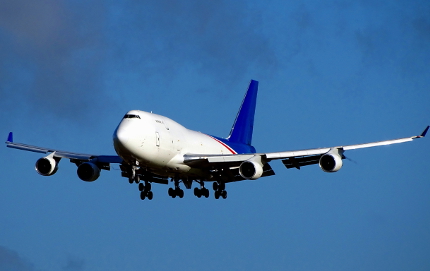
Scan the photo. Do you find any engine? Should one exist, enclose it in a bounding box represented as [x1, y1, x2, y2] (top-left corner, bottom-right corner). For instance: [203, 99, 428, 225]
[319, 152, 343, 173]
[239, 156, 264, 180]
[77, 162, 101, 182]
[35, 155, 59, 176]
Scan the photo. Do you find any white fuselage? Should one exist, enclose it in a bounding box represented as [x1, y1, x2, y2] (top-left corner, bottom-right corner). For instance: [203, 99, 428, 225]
[113, 110, 235, 178]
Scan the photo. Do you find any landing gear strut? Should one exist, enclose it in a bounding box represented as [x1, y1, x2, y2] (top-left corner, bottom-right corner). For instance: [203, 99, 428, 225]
[213, 181, 227, 199]
[128, 163, 140, 184]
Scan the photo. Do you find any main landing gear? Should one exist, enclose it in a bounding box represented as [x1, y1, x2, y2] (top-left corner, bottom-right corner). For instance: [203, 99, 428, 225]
[213, 182, 227, 199]
[139, 180, 153, 200]
[168, 178, 184, 198]
[194, 180, 209, 198]
[167, 179, 210, 199]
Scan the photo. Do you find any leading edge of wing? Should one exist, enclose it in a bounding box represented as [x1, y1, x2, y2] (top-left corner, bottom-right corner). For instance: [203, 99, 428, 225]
[267, 126, 428, 160]
[343, 125, 428, 151]
[6, 133, 122, 163]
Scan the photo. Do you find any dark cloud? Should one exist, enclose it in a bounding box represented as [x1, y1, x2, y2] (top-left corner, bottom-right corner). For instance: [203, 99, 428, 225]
[0, 246, 35, 271]
[0, 0, 277, 124]
[352, 1, 430, 73]
[0, 0, 107, 124]
[106, 0, 278, 84]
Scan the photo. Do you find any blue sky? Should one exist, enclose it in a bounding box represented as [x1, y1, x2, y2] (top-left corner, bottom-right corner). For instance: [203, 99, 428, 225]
[1, 0, 429, 270]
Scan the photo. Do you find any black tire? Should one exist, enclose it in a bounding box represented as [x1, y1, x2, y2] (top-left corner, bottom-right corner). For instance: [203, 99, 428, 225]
[128, 177, 133, 184]
[138, 182, 145, 191]
[222, 190, 227, 199]
[147, 191, 153, 200]
[146, 182, 152, 191]
[140, 191, 146, 200]
[204, 188, 209, 198]
[168, 187, 174, 197]
[194, 187, 201, 197]
[213, 182, 218, 191]
[214, 190, 220, 199]
[179, 189, 184, 198]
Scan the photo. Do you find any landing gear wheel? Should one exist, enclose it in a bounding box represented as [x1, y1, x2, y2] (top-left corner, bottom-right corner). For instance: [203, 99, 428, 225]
[194, 187, 201, 198]
[199, 187, 209, 198]
[214, 190, 220, 199]
[129, 176, 134, 184]
[138, 182, 145, 191]
[221, 190, 227, 199]
[146, 182, 152, 191]
[178, 189, 184, 198]
[213, 182, 218, 191]
[147, 191, 153, 200]
[140, 191, 146, 200]
[168, 187, 174, 197]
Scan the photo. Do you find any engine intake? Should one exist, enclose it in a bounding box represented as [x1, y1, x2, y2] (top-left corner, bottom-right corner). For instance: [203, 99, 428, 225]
[77, 162, 101, 182]
[319, 149, 343, 173]
[239, 156, 264, 180]
[35, 154, 59, 176]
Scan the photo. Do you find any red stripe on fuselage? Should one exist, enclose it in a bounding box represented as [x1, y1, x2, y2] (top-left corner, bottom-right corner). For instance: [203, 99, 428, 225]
[208, 135, 237, 154]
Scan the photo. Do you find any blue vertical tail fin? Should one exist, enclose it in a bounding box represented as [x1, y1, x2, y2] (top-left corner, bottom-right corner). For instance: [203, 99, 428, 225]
[227, 80, 258, 146]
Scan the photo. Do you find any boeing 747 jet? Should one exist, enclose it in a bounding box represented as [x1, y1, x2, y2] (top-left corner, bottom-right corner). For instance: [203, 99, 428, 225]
[6, 80, 428, 200]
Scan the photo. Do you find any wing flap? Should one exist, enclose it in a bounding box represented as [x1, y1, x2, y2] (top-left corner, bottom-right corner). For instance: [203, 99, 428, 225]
[282, 155, 322, 169]
[266, 148, 330, 160]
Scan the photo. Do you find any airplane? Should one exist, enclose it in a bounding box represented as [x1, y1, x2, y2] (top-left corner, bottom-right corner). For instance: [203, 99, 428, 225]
[5, 80, 429, 200]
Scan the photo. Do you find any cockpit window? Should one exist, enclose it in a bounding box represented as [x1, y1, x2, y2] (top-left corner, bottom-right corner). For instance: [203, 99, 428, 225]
[123, 114, 141, 119]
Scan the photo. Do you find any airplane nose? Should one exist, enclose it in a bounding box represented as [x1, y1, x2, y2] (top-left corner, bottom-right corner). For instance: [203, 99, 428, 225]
[113, 125, 130, 152]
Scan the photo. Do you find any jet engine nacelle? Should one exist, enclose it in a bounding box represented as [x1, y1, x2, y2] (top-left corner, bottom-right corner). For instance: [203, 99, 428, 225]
[239, 156, 264, 180]
[77, 162, 101, 182]
[319, 149, 343, 173]
[35, 154, 59, 176]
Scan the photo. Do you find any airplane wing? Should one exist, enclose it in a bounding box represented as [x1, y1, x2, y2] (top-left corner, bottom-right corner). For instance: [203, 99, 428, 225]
[267, 126, 429, 168]
[5, 132, 122, 163]
[184, 126, 429, 179]
[5, 132, 171, 184]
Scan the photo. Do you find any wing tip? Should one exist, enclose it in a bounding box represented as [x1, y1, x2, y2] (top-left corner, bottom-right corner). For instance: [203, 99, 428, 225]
[6, 132, 13, 143]
[419, 126, 429, 138]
